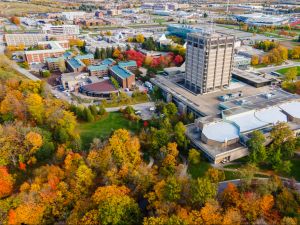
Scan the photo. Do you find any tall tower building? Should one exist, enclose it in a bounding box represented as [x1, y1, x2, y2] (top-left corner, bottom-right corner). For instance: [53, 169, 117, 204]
[185, 31, 235, 94]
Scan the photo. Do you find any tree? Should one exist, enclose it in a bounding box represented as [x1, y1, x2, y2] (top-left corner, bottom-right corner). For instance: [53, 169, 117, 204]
[251, 55, 259, 66]
[112, 48, 121, 59]
[89, 105, 98, 116]
[0, 166, 14, 198]
[220, 182, 240, 209]
[190, 177, 217, 207]
[247, 130, 266, 164]
[83, 107, 94, 122]
[41, 70, 51, 78]
[25, 93, 44, 124]
[188, 148, 201, 165]
[101, 48, 107, 59]
[269, 122, 296, 164]
[284, 67, 297, 82]
[174, 122, 188, 148]
[98, 195, 141, 225]
[11, 16, 20, 25]
[108, 129, 141, 167]
[94, 47, 101, 59]
[174, 55, 184, 66]
[58, 58, 66, 73]
[199, 200, 223, 225]
[163, 176, 182, 202]
[205, 168, 225, 183]
[110, 77, 120, 89]
[75, 164, 95, 195]
[136, 34, 145, 43]
[276, 188, 299, 217]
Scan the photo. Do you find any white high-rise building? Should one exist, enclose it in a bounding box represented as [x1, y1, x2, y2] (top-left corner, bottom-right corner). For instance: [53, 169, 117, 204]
[185, 31, 235, 94]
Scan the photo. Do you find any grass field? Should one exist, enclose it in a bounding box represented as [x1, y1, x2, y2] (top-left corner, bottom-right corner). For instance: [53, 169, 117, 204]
[188, 160, 212, 179]
[0, 55, 26, 80]
[78, 112, 142, 150]
[289, 156, 300, 181]
[0, 2, 64, 16]
[276, 66, 300, 76]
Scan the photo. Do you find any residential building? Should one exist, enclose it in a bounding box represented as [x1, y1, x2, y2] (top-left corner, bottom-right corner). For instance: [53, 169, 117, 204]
[42, 24, 80, 35]
[25, 41, 69, 64]
[185, 31, 235, 94]
[46, 57, 64, 71]
[88, 64, 109, 77]
[66, 58, 85, 72]
[5, 33, 46, 47]
[110, 65, 135, 89]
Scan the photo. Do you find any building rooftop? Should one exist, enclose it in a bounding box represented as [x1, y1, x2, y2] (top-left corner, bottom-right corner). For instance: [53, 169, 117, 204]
[46, 57, 64, 63]
[101, 58, 116, 66]
[280, 101, 300, 119]
[202, 121, 239, 142]
[63, 51, 73, 59]
[111, 65, 134, 79]
[118, 60, 137, 68]
[75, 54, 94, 60]
[67, 58, 85, 69]
[88, 64, 108, 72]
[81, 79, 118, 93]
[151, 75, 274, 116]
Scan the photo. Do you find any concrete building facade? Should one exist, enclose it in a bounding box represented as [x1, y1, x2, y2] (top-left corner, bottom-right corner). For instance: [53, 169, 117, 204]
[185, 32, 235, 94]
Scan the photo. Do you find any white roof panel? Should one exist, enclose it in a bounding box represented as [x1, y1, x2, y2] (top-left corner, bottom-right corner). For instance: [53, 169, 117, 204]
[279, 101, 300, 119]
[227, 110, 268, 133]
[255, 106, 287, 125]
[202, 121, 239, 142]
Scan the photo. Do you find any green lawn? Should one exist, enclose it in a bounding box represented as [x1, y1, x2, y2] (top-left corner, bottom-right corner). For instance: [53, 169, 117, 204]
[252, 64, 268, 69]
[188, 160, 212, 179]
[289, 156, 300, 181]
[276, 66, 300, 76]
[78, 112, 141, 150]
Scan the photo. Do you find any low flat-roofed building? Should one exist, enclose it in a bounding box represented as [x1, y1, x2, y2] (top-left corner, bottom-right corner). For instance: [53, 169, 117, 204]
[80, 79, 119, 98]
[186, 93, 300, 164]
[232, 68, 272, 88]
[233, 55, 251, 69]
[61, 72, 89, 91]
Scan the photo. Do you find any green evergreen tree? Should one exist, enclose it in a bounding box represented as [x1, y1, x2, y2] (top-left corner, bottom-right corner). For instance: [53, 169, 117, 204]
[94, 47, 101, 59]
[83, 107, 94, 122]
